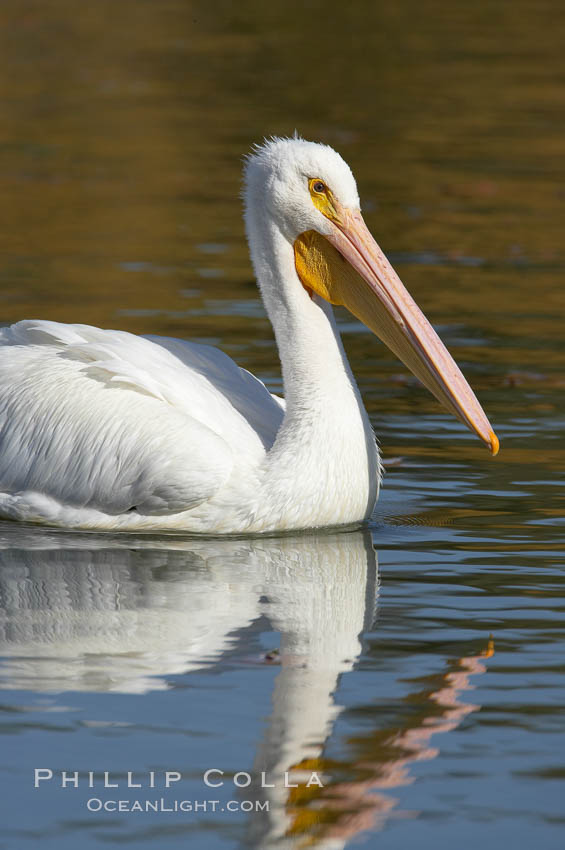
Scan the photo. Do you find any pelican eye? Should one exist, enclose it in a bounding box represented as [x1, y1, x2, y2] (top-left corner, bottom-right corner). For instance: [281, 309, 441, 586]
[308, 178, 340, 223]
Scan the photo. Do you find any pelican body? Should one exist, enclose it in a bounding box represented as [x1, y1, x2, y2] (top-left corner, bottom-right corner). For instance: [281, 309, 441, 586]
[0, 138, 498, 533]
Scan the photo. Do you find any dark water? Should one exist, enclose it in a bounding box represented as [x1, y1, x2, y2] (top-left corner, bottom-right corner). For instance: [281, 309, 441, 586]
[1, 1, 564, 848]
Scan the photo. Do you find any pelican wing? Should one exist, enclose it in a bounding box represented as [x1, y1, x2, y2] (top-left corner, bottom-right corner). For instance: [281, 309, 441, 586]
[144, 333, 285, 446]
[0, 321, 283, 525]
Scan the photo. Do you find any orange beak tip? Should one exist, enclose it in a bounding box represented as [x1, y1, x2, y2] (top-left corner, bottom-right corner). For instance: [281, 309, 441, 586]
[488, 431, 500, 457]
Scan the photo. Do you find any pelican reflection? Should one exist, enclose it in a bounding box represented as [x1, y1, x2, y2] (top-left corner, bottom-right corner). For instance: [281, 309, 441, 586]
[0, 525, 491, 848]
[0, 527, 375, 695]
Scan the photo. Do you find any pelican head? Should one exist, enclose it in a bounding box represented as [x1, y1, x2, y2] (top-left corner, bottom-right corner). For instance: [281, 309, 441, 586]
[244, 137, 498, 455]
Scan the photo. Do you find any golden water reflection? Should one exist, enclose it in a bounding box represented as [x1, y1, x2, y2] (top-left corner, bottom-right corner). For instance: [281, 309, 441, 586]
[284, 639, 493, 846]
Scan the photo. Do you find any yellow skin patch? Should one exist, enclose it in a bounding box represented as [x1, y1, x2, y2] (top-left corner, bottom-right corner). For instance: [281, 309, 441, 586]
[294, 229, 347, 305]
[294, 228, 395, 342]
[298, 180, 371, 309]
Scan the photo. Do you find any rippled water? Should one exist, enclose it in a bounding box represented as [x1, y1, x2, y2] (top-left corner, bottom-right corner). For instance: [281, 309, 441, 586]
[1, 1, 564, 848]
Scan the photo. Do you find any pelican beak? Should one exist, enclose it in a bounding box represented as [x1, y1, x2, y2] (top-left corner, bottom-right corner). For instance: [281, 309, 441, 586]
[294, 205, 499, 455]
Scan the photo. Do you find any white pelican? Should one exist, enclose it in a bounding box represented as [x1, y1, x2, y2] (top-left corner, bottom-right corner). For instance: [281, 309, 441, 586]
[0, 138, 498, 533]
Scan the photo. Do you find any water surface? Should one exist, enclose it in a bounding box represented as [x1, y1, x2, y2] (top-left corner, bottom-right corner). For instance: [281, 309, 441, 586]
[1, 1, 564, 848]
